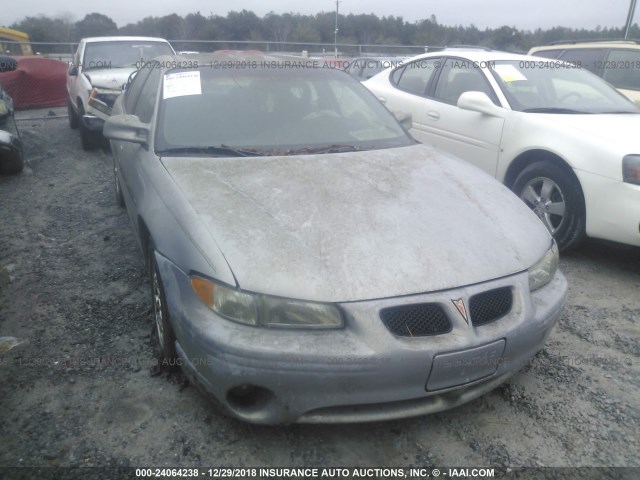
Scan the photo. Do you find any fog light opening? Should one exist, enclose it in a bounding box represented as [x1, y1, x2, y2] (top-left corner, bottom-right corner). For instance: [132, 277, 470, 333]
[226, 385, 274, 411]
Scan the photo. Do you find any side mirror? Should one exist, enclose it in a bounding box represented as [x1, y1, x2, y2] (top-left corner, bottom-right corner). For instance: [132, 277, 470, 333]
[393, 110, 413, 130]
[104, 114, 149, 146]
[457, 91, 505, 118]
[68, 64, 78, 76]
[0, 56, 18, 73]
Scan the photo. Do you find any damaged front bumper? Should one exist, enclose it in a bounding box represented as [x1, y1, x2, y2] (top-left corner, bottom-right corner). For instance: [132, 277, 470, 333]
[85, 87, 120, 125]
[81, 113, 105, 131]
[0, 128, 22, 159]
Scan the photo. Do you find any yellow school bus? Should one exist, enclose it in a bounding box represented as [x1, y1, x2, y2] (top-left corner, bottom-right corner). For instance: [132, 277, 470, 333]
[0, 27, 33, 55]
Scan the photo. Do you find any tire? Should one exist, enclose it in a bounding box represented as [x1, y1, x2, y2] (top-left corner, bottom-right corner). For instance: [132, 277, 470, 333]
[148, 244, 179, 372]
[0, 147, 24, 174]
[512, 160, 586, 251]
[78, 103, 101, 151]
[113, 157, 124, 207]
[68, 98, 79, 129]
[0, 115, 24, 174]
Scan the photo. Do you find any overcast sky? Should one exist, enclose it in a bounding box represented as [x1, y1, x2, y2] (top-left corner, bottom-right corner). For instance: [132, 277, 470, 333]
[5, 0, 637, 31]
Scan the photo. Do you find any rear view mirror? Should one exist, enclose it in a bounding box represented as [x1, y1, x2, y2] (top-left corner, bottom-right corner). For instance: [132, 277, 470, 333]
[393, 110, 413, 130]
[104, 114, 149, 146]
[457, 91, 505, 118]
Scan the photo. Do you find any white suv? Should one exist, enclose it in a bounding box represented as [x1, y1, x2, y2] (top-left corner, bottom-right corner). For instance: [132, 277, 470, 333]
[364, 48, 640, 250]
[67, 36, 174, 150]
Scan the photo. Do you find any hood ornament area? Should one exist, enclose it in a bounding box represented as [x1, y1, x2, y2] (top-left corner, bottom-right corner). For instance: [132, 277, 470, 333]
[452, 298, 469, 324]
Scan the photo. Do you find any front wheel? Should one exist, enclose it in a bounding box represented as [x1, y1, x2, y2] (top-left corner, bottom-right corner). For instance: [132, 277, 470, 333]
[148, 245, 179, 372]
[0, 146, 24, 174]
[78, 103, 101, 151]
[0, 116, 24, 174]
[512, 160, 586, 251]
[113, 157, 124, 207]
[68, 98, 79, 129]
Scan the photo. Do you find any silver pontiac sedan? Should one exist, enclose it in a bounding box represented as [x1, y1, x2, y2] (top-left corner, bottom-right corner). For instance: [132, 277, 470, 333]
[104, 52, 567, 425]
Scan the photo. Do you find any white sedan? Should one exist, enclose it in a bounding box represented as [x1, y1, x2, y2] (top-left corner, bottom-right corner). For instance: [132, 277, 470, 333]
[364, 49, 640, 250]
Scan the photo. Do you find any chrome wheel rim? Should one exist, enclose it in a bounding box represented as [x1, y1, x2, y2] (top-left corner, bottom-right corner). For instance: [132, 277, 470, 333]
[520, 176, 566, 235]
[152, 269, 165, 348]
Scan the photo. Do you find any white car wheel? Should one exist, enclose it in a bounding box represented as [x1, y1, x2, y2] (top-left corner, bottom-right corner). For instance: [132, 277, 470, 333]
[513, 160, 586, 251]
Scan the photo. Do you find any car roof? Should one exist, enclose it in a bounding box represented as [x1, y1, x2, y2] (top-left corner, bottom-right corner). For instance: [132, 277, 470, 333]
[82, 36, 171, 43]
[405, 48, 538, 63]
[531, 39, 640, 49]
[349, 56, 407, 60]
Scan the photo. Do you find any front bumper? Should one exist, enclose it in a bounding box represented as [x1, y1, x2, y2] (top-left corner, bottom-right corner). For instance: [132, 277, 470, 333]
[156, 253, 567, 425]
[0, 127, 23, 165]
[85, 87, 119, 123]
[577, 168, 640, 247]
[81, 113, 105, 132]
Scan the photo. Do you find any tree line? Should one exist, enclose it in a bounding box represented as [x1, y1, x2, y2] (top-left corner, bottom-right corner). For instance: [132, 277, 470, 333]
[9, 10, 640, 54]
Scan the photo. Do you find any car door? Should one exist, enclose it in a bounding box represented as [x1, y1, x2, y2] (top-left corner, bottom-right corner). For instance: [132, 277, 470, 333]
[67, 41, 85, 108]
[116, 65, 160, 231]
[375, 57, 442, 137]
[420, 57, 506, 177]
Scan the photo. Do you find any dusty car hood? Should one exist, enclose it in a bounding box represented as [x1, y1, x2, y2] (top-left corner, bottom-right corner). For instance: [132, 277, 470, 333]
[84, 68, 135, 90]
[162, 145, 550, 302]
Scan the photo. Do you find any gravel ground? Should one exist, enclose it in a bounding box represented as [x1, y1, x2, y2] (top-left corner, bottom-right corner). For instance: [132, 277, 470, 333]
[0, 108, 639, 477]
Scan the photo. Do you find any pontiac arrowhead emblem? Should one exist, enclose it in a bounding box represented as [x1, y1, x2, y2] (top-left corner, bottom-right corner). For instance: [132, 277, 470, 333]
[452, 298, 469, 324]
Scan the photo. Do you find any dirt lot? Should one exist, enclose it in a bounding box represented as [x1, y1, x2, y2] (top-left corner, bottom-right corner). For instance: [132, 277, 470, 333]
[0, 108, 639, 475]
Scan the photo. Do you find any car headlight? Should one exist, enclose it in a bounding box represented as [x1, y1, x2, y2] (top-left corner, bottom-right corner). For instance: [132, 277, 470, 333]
[190, 276, 343, 328]
[87, 88, 119, 114]
[528, 242, 559, 291]
[623, 155, 640, 185]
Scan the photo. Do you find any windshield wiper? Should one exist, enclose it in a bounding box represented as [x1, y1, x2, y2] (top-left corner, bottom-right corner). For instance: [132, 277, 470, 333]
[598, 110, 640, 114]
[156, 145, 265, 157]
[522, 107, 589, 114]
[283, 144, 365, 155]
[157, 144, 368, 157]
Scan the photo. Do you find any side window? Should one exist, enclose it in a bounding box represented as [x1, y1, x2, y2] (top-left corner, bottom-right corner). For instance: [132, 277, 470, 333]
[133, 67, 161, 123]
[603, 49, 640, 90]
[124, 66, 153, 113]
[390, 65, 404, 84]
[558, 48, 607, 74]
[433, 58, 498, 105]
[392, 58, 439, 95]
[74, 42, 84, 69]
[531, 49, 563, 60]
